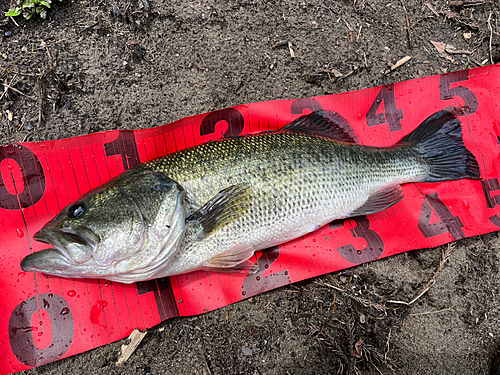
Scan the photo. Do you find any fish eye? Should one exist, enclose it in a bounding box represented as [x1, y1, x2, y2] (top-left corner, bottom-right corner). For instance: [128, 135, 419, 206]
[68, 203, 86, 219]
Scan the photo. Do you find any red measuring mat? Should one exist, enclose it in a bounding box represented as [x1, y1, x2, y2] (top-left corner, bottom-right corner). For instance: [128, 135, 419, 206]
[1, 65, 500, 373]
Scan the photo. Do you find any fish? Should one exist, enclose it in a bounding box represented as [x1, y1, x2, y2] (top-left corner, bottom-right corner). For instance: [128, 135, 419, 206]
[21, 110, 481, 283]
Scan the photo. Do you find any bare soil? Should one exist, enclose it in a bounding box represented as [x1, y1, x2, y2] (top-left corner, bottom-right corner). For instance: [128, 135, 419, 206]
[1, 0, 500, 374]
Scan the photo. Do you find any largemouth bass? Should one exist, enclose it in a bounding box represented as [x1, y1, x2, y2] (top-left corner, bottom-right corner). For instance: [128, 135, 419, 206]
[21, 110, 480, 282]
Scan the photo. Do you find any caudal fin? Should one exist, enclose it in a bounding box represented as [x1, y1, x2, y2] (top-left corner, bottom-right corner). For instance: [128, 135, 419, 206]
[399, 110, 480, 182]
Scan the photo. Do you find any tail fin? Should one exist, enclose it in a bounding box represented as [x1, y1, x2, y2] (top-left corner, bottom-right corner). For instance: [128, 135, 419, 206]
[399, 110, 480, 182]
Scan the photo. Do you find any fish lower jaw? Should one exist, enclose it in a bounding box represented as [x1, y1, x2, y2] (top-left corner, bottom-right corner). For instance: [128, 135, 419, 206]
[21, 248, 74, 273]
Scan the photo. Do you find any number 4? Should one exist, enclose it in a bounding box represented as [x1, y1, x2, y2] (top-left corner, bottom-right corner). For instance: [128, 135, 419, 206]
[366, 84, 404, 132]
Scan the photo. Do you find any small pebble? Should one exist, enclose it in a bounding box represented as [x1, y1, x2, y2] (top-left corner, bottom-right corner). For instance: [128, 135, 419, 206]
[360, 313, 366, 324]
[241, 347, 253, 356]
[5, 31, 12, 37]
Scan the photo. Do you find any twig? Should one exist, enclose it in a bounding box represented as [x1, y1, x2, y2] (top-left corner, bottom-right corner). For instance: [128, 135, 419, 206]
[400, 0, 413, 48]
[425, 2, 440, 17]
[408, 308, 451, 316]
[343, 18, 354, 32]
[386, 299, 410, 306]
[356, 25, 362, 42]
[449, 0, 491, 6]
[386, 55, 412, 74]
[321, 326, 351, 364]
[312, 64, 343, 80]
[316, 280, 344, 293]
[408, 244, 452, 305]
[33, 39, 67, 51]
[9, 16, 19, 27]
[0, 73, 17, 102]
[388, 244, 453, 306]
[36, 78, 45, 128]
[2, 82, 36, 100]
[288, 42, 295, 58]
[116, 329, 147, 365]
[315, 279, 387, 314]
[445, 46, 472, 55]
[45, 45, 53, 65]
[340, 66, 359, 81]
[384, 328, 391, 362]
[487, 12, 494, 65]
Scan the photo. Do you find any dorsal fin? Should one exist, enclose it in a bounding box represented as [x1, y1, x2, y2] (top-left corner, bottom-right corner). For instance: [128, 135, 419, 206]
[280, 110, 360, 144]
[186, 184, 251, 238]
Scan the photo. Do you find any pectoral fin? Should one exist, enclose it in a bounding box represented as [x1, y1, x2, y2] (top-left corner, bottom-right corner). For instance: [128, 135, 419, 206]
[348, 185, 404, 217]
[186, 184, 251, 238]
[201, 243, 259, 273]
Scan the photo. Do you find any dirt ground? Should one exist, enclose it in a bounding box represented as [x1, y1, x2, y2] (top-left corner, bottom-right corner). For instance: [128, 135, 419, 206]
[1, 0, 500, 373]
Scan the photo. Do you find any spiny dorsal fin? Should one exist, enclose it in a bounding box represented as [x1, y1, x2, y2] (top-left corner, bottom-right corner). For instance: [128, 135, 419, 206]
[186, 184, 251, 237]
[348, 185, 404, 217]
[280, 110, 360, 144]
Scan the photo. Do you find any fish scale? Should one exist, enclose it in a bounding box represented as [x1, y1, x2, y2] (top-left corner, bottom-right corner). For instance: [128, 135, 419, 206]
[138, 131, 427, 276]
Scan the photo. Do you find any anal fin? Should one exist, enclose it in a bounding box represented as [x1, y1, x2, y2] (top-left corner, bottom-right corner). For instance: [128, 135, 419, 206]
[201, 243, 257, 272]
[349, 185, 405, 217]
[200, 261, 260, 274]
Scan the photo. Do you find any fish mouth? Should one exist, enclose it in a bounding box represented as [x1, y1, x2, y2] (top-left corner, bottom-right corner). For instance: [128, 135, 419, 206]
[23, 226, 99, 274]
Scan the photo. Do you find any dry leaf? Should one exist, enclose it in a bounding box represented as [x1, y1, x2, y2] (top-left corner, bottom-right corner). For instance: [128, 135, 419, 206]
[443, 10, 457, 19]
[429, 41, 454, 61]
[353, 337, 364, 358]
[331, 68, 343, 78]
[430, 40, 446, 54]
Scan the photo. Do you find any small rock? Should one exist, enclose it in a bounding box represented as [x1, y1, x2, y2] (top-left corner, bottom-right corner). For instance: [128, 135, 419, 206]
[110, 4, 122, 17]
[241, 347, 253, 356]
[59, 100, 71, 113]
[5, 31, 12, 37]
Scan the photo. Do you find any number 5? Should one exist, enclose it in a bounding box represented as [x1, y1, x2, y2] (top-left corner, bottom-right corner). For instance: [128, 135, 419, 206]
[439, 70, 478, 116]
